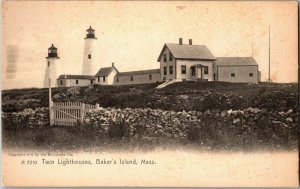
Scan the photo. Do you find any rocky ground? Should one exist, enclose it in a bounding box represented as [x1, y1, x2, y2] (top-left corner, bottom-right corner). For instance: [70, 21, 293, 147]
[1, 81, 298, 151]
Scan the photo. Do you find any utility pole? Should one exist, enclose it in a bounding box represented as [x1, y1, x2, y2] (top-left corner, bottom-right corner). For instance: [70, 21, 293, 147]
[267, 26, 273, 82]
[252, 42, 253, 57]
[49, 64, 52, 126]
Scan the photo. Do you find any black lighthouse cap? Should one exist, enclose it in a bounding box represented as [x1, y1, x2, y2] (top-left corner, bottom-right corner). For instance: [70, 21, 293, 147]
[47, 44, 59, 58]
[49, 44, 57, 50]
[85, 26, 97, 39]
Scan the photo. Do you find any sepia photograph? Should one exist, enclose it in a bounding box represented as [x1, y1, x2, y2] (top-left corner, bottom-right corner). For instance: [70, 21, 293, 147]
[1, 0, 298, 187]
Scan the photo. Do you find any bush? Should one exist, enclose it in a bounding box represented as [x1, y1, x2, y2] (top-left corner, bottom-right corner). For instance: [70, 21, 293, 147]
[108, 117, 129, 139]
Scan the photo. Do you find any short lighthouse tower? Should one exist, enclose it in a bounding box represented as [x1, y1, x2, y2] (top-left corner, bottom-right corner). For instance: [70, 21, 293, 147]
[82, 26, 97, 75]
[43, 44, 59, 88]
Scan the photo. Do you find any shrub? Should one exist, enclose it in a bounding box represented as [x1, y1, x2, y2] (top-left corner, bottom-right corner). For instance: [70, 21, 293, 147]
[108, 117, 129, 139]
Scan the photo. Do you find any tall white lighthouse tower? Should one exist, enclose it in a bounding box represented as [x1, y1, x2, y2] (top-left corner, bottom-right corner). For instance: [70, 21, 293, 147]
[82, 26, 97, 75]
[43, 44, 59, 88]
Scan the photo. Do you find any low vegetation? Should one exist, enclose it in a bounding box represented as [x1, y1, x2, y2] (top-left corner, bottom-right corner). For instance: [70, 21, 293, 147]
[2, 81, 298, 151]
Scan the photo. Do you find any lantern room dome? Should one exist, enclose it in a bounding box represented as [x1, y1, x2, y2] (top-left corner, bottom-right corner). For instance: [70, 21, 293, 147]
[85, 26, 97, 39]
[87, 26, 95, 32]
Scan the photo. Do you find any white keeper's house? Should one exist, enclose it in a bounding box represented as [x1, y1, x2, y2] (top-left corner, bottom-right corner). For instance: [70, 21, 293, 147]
[55, 27, 261, 88]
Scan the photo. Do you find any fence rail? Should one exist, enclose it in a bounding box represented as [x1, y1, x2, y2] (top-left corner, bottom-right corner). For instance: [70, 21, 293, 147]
[50, 101, 99, 126]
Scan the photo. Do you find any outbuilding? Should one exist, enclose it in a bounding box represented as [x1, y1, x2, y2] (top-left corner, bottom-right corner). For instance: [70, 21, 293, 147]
[95, 63, 119, 85]
[57, 75, 95, 87]
[214, 57, 260, 83]
[114, 69, 161, 85]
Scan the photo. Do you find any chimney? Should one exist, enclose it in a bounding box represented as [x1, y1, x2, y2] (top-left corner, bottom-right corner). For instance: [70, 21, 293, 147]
[179, 38, 183, 45]
[112, 62, 115, 67]
[189, 39, 192, 45]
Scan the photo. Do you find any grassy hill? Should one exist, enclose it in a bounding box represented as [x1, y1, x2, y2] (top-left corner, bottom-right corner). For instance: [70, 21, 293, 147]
[2, 81, 298, 112]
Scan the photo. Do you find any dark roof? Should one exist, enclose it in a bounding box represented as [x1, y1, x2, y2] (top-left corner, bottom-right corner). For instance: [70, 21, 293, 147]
[157, 43, 216, 61]
[49, 44, 57, 50]
[117, 69, 160, 77]
[87, 26, 95, 32]
[95, 67, 117, 76]
[57, 75, 95, 80]
[215, 57, 258, 66]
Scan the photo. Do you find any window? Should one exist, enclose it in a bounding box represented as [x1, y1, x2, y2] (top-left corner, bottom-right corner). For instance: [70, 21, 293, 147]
[88, 54, 91, 59]
[116, 77, 119, 82]
[191, 67, 196, 76]
[60, 80, 63, 85]
[76, 80, 78, 84]
[149, 74, 152, 80]
[103, 76, 106, 82]
[91, 80, 93, 84]
[131, 76, 133, 81]
[169, 66, 173, 75]
[249, 73, 254, 77]
[98, 76, 100, 82]
[203, 66, 208, 74]
[163, 54, 167, 62]
[231, 73, 235, 77]
[163, 67, 167, 75]
[169, 54, 173, 61]
[181, 65, 186, 74]
[48, 61, 50, 67]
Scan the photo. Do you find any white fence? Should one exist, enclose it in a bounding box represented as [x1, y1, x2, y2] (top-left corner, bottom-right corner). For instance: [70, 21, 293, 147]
[50, 101, 99, 126]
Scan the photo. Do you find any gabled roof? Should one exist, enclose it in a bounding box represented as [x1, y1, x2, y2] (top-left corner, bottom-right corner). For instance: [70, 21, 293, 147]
[215, 57, 258, 66]
[157, 43, 216, 61]
[57, 75, 95, 80]
[95, 67, 117, 77]
[117, 69, 160, 77]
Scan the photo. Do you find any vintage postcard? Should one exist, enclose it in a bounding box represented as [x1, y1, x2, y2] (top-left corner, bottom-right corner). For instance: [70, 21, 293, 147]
[1, 0, 298, 187]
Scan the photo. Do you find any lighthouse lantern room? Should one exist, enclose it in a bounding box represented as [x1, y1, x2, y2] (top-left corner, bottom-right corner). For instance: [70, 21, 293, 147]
[47, 44, 58, 57]
[85, 26, 96, 39]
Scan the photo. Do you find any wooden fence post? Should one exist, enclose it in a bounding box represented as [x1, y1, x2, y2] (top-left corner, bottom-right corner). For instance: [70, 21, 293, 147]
[50, 100, 54, 126]
[80, 102, 85, 122]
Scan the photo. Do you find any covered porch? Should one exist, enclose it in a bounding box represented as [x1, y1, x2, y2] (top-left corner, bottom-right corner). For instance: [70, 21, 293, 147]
[190, 64, 208, 81]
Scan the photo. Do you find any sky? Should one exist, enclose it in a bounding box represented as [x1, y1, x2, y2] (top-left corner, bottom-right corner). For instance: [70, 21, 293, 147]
[2, 1, 298, 89]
